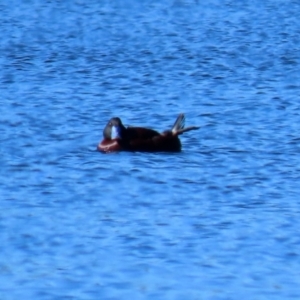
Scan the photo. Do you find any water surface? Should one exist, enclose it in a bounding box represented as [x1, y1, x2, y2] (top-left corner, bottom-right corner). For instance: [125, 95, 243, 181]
[1, 0, 300, 299]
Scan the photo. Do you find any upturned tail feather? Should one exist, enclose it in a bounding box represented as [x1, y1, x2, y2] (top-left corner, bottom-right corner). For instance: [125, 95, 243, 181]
[172, 113, 185, 133]
[172, 113, 200, 135]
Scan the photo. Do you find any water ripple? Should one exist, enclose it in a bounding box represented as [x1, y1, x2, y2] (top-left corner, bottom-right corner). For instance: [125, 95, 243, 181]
[1, 0, 300, 299]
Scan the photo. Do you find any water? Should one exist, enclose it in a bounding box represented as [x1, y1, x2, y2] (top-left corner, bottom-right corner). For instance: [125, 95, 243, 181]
[1, 0, 300, 299]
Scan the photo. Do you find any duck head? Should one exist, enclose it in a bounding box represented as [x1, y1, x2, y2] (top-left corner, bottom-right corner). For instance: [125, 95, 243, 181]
[103, 117, 126, 140]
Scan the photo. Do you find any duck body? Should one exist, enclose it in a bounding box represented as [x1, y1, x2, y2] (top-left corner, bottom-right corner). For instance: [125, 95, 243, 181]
[97, 114, 199, 153]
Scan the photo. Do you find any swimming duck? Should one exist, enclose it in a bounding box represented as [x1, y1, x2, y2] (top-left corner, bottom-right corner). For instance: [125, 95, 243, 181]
[97, 113, 199, 153]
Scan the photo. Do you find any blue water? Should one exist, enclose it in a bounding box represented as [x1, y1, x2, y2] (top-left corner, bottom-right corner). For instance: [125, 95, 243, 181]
[1, 0, 300, 299]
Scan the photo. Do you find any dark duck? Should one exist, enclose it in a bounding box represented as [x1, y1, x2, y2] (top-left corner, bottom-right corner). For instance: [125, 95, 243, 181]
[97, 113, 199, 153]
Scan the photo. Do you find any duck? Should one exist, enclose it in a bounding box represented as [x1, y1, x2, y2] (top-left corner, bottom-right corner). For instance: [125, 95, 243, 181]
[97, 113, 199, 153]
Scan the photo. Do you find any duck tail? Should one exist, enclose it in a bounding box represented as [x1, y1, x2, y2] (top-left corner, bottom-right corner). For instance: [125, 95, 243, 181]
[172, 113, 185, 134]
[172, 113, 200, 136]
